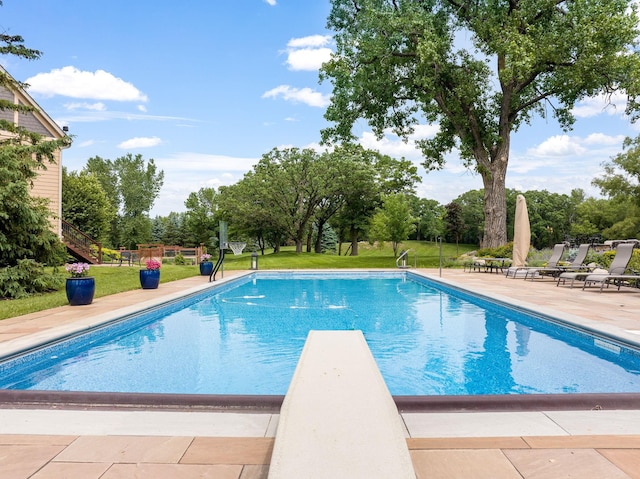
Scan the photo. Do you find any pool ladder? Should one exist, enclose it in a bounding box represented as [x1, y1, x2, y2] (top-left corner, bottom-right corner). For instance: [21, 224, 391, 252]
[209, 248, 225, 282]
[396, 249, 416, 269]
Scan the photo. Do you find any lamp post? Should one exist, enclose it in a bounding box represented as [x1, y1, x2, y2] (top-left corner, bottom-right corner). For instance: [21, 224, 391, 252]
[438, 236, 442, 277]
[250, 250, 259, 270]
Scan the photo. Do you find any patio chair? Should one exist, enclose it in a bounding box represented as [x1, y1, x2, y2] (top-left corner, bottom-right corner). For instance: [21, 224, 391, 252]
[506, 243, 566, 278]
[557, 243, 636, 289]
[583, 273, 640, 292]
[524, 243, 592, 280]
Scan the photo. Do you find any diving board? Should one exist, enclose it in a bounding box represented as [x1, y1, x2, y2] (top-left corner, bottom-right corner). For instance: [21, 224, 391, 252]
[268, 330, 415, 479]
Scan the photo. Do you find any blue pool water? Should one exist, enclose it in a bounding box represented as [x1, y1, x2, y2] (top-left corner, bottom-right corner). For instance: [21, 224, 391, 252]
[1, 272, 640, 396]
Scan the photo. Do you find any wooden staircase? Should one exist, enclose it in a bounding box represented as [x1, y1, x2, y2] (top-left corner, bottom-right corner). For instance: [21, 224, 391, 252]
[61, 220, 102, 264]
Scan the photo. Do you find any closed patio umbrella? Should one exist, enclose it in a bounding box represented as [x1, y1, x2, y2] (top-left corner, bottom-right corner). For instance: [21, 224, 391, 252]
[512, 194, 531, 268]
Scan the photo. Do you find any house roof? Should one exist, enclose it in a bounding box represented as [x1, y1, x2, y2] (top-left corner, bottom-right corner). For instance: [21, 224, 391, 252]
[0, 64, 68, 141]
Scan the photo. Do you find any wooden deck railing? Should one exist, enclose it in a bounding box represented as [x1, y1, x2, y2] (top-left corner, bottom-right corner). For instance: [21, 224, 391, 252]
[61, 220, 102, 264]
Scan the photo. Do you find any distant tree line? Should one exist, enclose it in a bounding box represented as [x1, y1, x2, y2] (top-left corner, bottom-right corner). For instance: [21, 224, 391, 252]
[60, 137, 640, 256]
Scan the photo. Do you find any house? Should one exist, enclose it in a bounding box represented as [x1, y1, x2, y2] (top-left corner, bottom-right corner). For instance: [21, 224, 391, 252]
[0, 64, 69, 238]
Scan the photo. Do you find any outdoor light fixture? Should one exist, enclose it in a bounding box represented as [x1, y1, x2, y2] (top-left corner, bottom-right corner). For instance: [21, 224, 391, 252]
[250, 251, 259, 270]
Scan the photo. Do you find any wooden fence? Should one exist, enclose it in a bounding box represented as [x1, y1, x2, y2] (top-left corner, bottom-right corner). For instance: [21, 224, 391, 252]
[113, 244, 206, 266]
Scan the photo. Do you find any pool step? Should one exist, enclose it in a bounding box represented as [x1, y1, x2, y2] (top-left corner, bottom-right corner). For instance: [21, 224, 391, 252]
[268, 330, 415, 479]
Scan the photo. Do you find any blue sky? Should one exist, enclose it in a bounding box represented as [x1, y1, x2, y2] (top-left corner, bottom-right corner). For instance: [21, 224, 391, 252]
[1, 0, 637, 216]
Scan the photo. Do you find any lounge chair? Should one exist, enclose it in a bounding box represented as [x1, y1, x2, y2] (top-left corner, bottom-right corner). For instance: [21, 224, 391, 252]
[583, 273, 640, 292]
[524, 243, 592, 280]
[557, 243, 636, 288]
[506, 243, 566, 278]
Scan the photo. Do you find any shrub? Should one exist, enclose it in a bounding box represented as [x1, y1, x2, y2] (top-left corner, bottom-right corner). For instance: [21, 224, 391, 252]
[525, 247, 555, 267]
[100, 247, 122, 263]
[174, 253, 187, 265]
[591, 248, 640, 271]
[0, 259, 64, 299]
[477, 242, 513, 259]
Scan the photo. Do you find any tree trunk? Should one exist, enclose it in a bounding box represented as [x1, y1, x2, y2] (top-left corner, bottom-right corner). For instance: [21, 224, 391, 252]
[306, 227, 312, 253]
[349, 225, 359, 256]
[314, 221, 325, 253]
[481, 152, 508, 248]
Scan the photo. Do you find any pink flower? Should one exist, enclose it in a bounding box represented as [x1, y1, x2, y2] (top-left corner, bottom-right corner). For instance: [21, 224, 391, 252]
[145, 259, 161, 270]
[65, 262, 90, 278]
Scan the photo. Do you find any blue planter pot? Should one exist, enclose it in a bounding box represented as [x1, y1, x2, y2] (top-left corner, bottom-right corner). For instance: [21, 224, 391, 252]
[66, 277, 95, 306]
[199, 261, 214, 276]
[140, 269, 160, 289]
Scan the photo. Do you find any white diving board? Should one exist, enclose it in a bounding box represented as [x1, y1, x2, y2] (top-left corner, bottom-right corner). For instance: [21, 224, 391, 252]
[268, 330, 415, 479]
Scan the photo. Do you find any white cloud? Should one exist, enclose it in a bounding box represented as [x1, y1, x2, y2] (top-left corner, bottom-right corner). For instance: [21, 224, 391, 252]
[356, 124, 440, 160]
[287, 35, 331, 49]
[262, 85, 330, 107]
[527, 133, 625, 160]
[285, 35, 333, 71]
[150, 152, 260, 216]
[286, 47, 333, 71]
[583, 133, 626, 145]
[572, 92, 627, 118]
[264, 0, 276, 5]
[407, 124, 441, 140]
[156, 152, 258, 173]
[118, 136, 162, 149]
[506, 131, 626, 198]
[359, 131, 423, 159]
[527, 135, 587, 157]
[26, 66, 148, 102]
[64, 102, 106, 111]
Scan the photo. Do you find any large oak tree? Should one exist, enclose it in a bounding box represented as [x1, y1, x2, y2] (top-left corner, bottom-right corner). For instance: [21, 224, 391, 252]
[321, 0, 640, 248]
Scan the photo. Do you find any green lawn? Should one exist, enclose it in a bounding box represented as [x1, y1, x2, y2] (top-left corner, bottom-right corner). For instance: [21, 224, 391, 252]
[223, 240, 472, 269]
[0, 240, 475, 321]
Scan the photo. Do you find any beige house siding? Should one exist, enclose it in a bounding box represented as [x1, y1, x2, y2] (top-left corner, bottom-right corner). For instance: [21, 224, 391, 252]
[0, 67, 68, 237]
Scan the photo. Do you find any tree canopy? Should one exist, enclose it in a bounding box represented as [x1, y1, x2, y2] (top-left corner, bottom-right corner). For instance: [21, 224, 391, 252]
[83, 154, 164, 249]
[320, 0, 640, 248]
[217, 146, 420, 255]
[591, 135, 640, 238]
[369, 193, 416, 256]
[184, 187, 218, 247]
[62, 168, 115, 244]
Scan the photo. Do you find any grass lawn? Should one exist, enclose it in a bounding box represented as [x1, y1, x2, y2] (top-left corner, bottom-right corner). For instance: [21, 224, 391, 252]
[0, 240, 475, 321]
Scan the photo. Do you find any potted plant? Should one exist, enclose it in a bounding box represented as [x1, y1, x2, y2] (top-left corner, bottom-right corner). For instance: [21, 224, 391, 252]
[65, 262, 95, 305]
[140, 259, 161, 289]
[199, 253, 213, 275]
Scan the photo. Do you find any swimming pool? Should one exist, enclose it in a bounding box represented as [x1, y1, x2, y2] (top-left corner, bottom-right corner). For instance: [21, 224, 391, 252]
[1, 271, 640, 396]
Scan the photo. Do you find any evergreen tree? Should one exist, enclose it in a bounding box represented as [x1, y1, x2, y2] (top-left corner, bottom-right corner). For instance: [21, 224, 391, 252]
[0, 31, 70, 297]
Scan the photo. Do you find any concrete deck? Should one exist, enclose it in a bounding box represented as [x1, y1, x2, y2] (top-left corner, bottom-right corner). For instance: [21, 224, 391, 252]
[1, 268, 640, 478]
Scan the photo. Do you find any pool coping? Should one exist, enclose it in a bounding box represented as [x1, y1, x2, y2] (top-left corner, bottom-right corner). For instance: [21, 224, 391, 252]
[2, 269, 640, 413]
